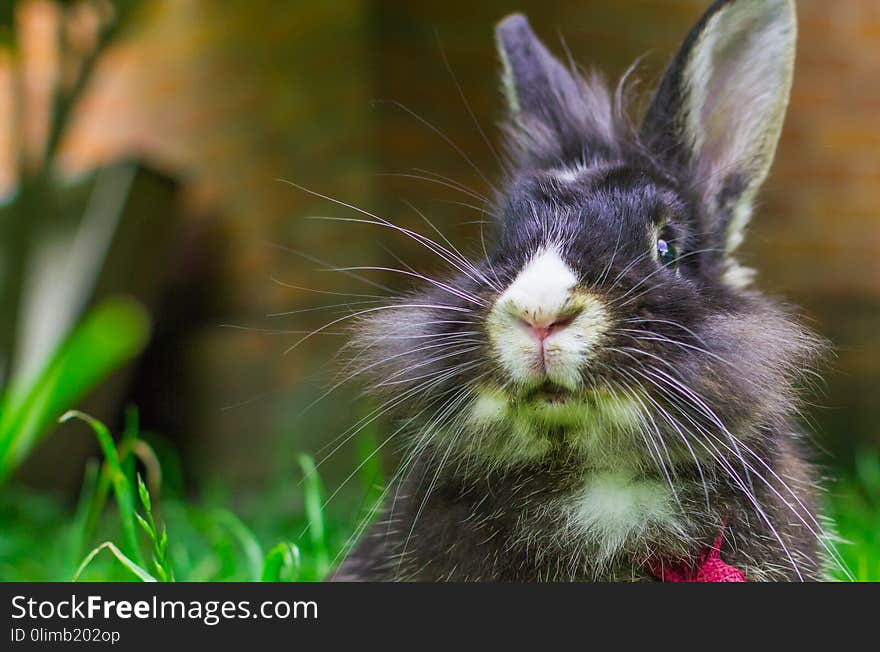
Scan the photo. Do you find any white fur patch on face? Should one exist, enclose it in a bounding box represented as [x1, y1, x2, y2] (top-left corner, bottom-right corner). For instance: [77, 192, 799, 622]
[487, 246, 609, 388]
[500, 246, 577, 318]
[565, 471, 682, 561]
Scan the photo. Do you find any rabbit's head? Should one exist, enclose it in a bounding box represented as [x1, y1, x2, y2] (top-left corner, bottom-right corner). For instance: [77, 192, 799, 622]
[351, 0, 819, 471]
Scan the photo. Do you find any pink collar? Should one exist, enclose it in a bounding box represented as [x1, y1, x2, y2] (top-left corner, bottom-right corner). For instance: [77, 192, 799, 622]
[648, 529, 747, 582]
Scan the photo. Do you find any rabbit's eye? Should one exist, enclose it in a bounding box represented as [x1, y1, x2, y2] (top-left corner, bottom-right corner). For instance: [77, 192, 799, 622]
[657, 238, 679, 268]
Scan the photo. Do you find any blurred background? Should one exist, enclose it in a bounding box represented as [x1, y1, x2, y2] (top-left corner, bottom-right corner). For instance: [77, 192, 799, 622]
[0, 0, 877, 581]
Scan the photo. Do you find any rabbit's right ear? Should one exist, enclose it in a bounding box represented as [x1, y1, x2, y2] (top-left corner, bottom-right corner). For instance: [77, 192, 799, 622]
[641, 0, 797, 282]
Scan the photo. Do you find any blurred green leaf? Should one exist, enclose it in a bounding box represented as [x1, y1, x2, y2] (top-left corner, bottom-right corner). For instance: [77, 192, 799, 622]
[0, 296, 151, 483]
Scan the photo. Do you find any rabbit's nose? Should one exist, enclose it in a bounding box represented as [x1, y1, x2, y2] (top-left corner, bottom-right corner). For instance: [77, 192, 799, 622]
[516, 309, 581, 342]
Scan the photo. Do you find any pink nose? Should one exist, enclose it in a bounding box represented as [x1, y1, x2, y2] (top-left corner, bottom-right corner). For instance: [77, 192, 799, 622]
[519, 313, 577, 342]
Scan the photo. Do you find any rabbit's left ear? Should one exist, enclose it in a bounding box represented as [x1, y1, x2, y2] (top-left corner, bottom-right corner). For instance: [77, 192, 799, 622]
[642, 0, 797, 267]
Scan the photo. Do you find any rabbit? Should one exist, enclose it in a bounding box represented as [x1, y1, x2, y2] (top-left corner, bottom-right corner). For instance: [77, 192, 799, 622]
[331, 0, 836, 581]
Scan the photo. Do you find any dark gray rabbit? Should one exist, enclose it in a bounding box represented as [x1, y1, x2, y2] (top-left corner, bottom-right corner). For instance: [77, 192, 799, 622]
[332, 0, 837, 581]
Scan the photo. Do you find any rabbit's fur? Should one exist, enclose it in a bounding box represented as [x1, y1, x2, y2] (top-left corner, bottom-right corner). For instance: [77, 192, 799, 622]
[333, 0, 832, 581]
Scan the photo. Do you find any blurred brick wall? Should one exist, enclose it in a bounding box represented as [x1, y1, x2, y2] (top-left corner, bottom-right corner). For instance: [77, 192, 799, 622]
[57, 0, 379, 482]
[12, 0, 877, 483]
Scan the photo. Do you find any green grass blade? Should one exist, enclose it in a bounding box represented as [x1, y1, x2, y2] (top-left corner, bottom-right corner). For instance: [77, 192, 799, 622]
[210, 510, 264, 581]
[78, 464, 113, 560]
[355, 419, 384, 510]
[261, 542, 301, 582]
[120, 407, 140, 485]
[59, 411, 144, 567]
[298, 454, 330, 578]
[68, 458, 100, 571]
[73, 542, 156, 582]
[136, 474, 154, 524]
[135, 472, 174, 581]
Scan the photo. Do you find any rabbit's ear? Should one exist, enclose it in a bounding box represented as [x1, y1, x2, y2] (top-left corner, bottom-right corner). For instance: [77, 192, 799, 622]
[496, 14, 580, 132]
[495, 14, 619, 168]
[642, 0, 796, 260]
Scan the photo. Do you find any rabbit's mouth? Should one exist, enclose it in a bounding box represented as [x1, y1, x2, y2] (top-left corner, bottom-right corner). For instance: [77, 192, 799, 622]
[523, 382, 573, 405]
[465, 382, 647, 463]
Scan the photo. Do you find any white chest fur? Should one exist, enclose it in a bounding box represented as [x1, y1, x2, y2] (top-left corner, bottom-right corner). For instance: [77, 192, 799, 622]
[563, 471, 685, 561]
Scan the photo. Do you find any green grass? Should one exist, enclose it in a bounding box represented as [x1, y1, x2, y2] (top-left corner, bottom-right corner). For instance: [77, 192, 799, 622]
[0, 410, 379, 582]
[825, 450, 880, 581]
[0, 409, 877, 581]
